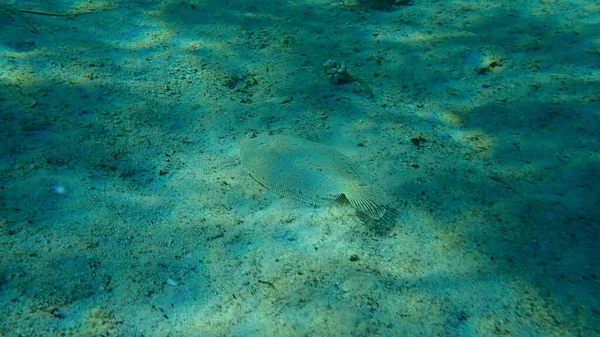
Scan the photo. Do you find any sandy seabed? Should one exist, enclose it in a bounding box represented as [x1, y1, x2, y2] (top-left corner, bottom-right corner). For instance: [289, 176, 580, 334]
[0, 0, 598, 336]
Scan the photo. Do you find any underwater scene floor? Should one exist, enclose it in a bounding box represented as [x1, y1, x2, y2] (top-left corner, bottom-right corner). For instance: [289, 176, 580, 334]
[0, 0, 599, 336]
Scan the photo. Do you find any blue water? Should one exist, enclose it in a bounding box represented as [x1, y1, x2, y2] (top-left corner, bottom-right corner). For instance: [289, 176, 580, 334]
[1, 0, 598, 336]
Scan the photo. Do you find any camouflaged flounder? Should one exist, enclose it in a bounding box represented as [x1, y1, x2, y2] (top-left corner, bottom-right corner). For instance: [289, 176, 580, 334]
[240, 132, 387, 219]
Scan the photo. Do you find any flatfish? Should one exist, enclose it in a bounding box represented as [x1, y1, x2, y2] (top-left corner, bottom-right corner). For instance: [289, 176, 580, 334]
[239, 132, 387, 219]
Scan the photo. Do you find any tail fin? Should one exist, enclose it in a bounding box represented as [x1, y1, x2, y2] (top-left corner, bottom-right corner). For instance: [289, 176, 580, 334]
[344, 184, 387, 220]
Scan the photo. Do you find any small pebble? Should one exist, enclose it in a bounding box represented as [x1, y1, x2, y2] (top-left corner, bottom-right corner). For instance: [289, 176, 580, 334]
[280, 96, 293, 104]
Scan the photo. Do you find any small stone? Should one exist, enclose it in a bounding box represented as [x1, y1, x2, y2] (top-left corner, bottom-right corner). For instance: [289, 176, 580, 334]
[280, 96, 293, 104]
